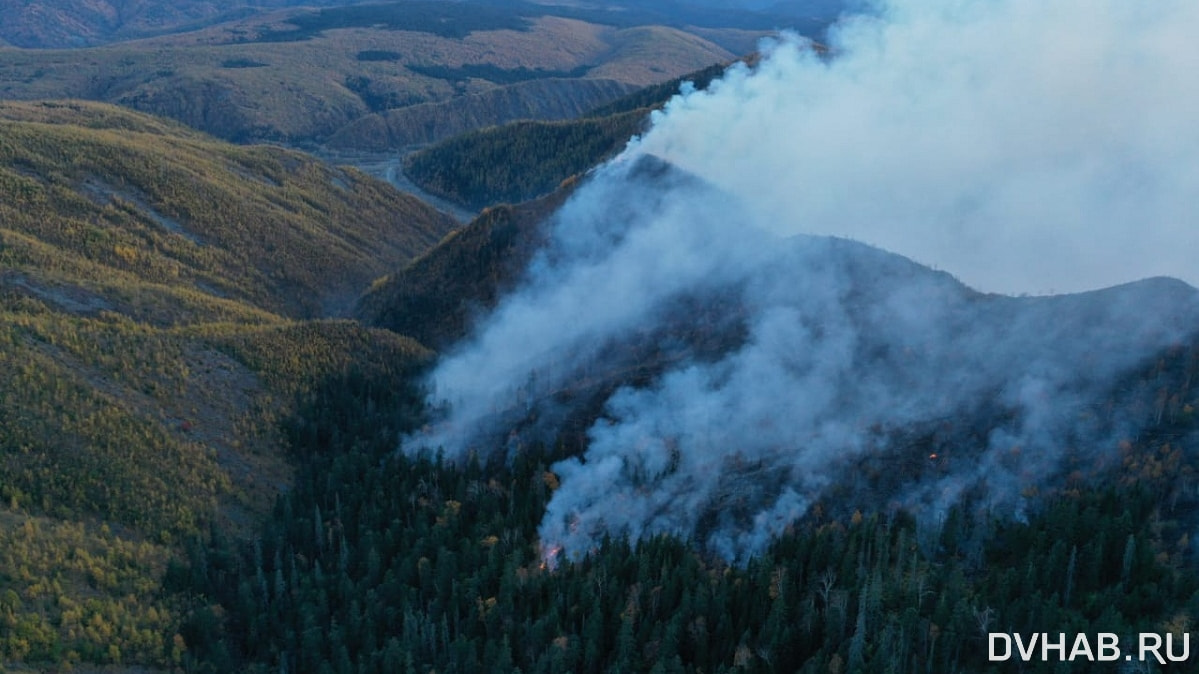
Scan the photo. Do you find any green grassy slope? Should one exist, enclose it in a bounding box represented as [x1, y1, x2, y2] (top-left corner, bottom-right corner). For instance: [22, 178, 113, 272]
[0, 101, 445, 670]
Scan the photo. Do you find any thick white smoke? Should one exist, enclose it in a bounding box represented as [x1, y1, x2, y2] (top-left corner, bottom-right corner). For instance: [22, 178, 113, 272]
[405, 0, 1199, 562]
[637, 0, 1199, 295]
[538, 262, 1197, 560]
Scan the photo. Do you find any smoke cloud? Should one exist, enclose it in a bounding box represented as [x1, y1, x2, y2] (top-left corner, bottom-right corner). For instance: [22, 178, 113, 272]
[640, 0, 1199, 295]
[405, 0, 1199, 562]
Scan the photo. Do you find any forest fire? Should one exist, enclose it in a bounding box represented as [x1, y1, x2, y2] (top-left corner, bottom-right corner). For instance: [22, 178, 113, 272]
[403, 0, 1199, 565]
[539, 543, 563, 571]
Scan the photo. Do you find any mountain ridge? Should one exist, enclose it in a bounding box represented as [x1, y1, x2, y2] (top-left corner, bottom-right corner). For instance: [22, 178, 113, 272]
[362, 158, 1199, 560]
[0, 4, 754, 144]
[0, 0, 839, 49]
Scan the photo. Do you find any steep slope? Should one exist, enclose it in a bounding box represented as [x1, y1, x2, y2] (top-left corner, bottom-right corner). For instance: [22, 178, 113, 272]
[363, 158, 1199, 562]
[400, 110, 646, 209]
[400, 62, 729, 208]
[324, 20, 738, 149]
[357, 184, 576, 348]
[0, 101, 445, 669]
[0, 99, 451, 525]
[0, 100, 455, 319]
[326, 77, 638, 150]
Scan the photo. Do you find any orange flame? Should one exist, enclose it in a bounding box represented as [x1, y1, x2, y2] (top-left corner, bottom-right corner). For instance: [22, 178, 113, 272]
[539, 543, 563, 571]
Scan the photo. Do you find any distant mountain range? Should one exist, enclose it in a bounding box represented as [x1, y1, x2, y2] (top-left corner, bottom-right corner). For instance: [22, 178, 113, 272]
[0, 0, 845, 49]
[0, 1, 778, 146]
[0, 0, 335, 48]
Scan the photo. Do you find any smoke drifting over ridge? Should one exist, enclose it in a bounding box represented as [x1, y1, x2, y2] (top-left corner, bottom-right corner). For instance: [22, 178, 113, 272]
[404, 0, 1199, 561]
[639, 0, 1199, 295]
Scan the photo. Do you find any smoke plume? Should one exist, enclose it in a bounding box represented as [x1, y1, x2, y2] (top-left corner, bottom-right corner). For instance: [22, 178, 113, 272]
[405, 0, 1199, 562]
[640, 1, 1199, 295]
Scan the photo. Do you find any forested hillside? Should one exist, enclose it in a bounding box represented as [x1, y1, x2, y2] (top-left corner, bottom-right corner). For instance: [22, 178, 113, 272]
[6, 97, 1197, 674]
[400, 111, 644, 209]
[326, 78, 640, 151]
[355, 186, 574, 348]
[176, 313, 1199, 674]
[401, 63, 728, 208]
[3, 4, 1197, 673]
[0, 100, 454, 317]
[339, 163, 1199, 674]
[0, 101, 447, 670]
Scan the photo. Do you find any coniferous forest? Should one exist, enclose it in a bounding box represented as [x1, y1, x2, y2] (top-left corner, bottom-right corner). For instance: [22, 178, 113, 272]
[401, 64, 729, 210]
[3, 95, 1198, 674]
[172, 348, 1199, 674]
[2, 3, 1199, 673]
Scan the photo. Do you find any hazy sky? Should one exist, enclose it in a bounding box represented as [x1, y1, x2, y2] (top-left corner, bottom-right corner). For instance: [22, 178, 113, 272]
[633, 0, 1199, 295]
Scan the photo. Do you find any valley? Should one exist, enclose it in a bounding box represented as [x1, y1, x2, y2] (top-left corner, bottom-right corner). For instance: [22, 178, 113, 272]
[312, 148, 478, 222]
[1, 1, 1198, 673]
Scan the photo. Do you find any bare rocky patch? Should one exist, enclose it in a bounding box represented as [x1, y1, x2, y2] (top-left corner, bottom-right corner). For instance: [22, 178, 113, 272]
[78, 177, 205, 245]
